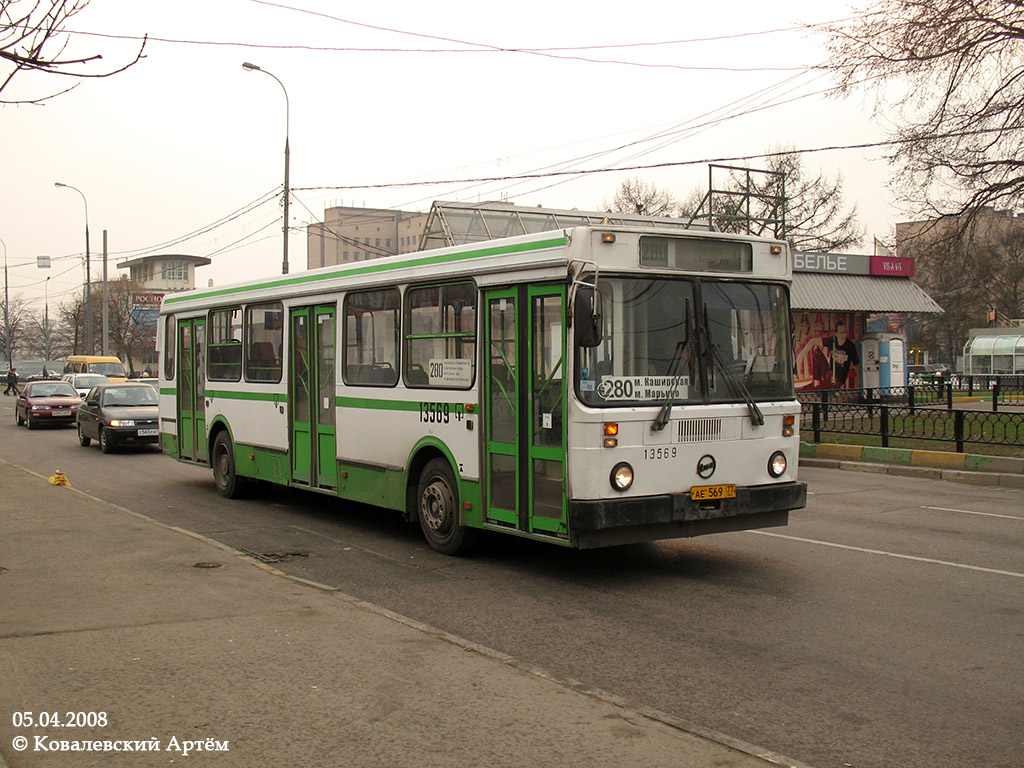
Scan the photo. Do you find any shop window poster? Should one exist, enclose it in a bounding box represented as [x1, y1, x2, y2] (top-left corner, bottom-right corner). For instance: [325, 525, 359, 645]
[794, 312, 863, 390]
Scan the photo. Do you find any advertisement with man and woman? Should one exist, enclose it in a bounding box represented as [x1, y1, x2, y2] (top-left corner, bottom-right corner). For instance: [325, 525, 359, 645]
[794, 312, 863, 391]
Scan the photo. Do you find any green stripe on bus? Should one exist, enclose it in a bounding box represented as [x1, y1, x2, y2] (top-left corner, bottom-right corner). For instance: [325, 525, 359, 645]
[163, 237, 568, 306]
[336, 396, 470, 414]
[206, 389, 282, 402]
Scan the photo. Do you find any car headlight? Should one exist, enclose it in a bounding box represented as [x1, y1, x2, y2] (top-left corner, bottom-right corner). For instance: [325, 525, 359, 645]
[610, 462, 634, 492]
[768, 451, 787, 478]
[109, 419, 135, 427]
[31, 405, 47, 410]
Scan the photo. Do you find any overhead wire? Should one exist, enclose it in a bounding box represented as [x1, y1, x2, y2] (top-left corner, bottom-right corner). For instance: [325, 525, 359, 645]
[45, 7, 867, 267]
[294, 127, 1009, 195]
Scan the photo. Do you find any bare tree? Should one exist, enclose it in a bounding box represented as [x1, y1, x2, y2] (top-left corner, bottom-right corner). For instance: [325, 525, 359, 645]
[900, 214, 1024, 360]
[900, 233, 985, 362]
[105, 276, 150, 373]
[822, 0, 1024, 220]
[24, 307, 70, 360]
[680, 152, 865, 252]
[1, 293, 29, 365]
[605, 177, 678, 217]
[58, 293, 84, 354]
[1, 0, 146, 104]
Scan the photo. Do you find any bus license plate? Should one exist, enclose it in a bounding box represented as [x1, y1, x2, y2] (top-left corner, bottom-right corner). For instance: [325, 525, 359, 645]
[690, 484, 736, 501]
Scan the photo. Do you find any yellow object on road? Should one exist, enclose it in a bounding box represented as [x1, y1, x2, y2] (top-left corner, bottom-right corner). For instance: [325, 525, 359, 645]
[48, 471, 69, 486]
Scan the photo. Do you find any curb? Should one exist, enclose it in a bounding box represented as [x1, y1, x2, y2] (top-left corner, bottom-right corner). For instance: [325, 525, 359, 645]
[801, 453, 1024, 488]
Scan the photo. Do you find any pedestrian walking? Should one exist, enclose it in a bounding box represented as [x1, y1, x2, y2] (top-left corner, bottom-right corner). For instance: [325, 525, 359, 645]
[4, 368, 19, 396]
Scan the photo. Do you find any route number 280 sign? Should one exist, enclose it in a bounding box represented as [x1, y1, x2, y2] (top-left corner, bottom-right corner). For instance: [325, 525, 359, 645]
[596, 376, 689, 401]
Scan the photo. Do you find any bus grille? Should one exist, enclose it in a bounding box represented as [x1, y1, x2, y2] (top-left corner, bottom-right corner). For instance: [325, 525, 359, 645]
[677, 417, 741, 443]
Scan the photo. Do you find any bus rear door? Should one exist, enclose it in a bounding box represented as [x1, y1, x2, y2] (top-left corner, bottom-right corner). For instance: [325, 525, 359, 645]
[177, 317, 207, 463]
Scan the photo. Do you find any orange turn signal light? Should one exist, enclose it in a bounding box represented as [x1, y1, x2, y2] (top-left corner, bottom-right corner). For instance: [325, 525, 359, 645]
[604, 423, 619, 436]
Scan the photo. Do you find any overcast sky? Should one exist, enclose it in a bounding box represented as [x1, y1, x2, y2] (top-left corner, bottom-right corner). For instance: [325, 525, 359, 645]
[2, 0, 895, 317]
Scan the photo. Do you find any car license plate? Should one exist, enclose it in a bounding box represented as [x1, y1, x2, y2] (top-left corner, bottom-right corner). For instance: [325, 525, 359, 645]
[690, 484, 736, 501]
[52, 410, 72, 416]
[137, 428, 158, 437]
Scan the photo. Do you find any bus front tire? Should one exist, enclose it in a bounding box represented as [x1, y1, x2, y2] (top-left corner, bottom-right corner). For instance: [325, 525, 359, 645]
[212, 432, 247, 499]
[417, 458, 478, 556]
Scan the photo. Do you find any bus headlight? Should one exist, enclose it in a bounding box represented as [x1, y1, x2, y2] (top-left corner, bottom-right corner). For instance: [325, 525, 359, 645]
[768, 451, 787, 478]
[610, 462, 634, 492]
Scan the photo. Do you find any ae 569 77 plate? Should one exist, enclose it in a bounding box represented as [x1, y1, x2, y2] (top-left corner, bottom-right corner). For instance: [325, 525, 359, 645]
[690, 484, 737, 501]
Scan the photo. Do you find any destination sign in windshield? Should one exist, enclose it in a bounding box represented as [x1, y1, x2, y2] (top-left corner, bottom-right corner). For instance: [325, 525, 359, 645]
[596, 376, 689, 401]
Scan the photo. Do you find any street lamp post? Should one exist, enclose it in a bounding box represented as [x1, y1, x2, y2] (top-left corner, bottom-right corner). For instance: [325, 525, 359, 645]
[242, 61, 291, 275]
[1, 237, 9, 368]
[54, 182, 93, 353]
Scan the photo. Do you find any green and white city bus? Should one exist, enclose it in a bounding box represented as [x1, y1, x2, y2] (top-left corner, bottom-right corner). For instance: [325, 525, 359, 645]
[157, 225, 806, 554]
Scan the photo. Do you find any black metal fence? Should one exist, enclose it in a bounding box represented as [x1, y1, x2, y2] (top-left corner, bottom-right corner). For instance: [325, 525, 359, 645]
[796, 374, 1024, 413]
[800, 402, 1024, 452]
[797, 374, 1024, 453]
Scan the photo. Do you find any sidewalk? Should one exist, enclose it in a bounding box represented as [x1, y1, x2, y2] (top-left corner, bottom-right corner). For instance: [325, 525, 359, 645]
[0, 459, 803, 768]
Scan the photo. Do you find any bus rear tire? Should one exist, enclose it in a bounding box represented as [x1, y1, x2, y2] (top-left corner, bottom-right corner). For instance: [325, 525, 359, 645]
[212, 431, 247, 499]
[417, 458, 478, 556]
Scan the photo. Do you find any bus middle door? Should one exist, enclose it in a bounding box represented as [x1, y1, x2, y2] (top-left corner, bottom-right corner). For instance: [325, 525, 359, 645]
[289, 305, 338, 490]
[483, 285, 567, 537]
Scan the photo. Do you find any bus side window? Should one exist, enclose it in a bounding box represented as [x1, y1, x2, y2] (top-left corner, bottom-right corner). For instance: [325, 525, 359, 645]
[343, 288, 400, 387]
[163, 314, 176, 380]
[248, 342, 277, 381]
[244, 302, 284, 383]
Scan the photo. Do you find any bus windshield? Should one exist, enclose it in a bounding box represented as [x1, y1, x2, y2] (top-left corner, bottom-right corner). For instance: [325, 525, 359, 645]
[576, 276, 793, 407]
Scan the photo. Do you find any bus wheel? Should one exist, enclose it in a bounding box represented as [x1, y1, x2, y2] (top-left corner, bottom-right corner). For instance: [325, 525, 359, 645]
[212, 431, 247, 499]
[417, 458, 478, 555]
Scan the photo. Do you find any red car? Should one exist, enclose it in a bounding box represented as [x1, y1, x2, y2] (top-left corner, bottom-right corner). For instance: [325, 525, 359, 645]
[15, 381, 81, 429]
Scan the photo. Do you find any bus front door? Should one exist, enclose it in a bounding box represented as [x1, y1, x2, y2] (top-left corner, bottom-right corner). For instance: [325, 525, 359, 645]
[483, 286, 567, 537]
[289, 305, 337, 490]
[177, 317, 207, 463]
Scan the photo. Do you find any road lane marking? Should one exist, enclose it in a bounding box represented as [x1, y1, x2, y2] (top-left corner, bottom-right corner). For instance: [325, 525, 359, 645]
[747, 530, 1024, 580]
[923, 506, 1024, 521]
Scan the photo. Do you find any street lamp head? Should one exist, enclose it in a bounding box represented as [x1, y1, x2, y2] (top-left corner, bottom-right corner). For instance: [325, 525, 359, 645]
[242, 61, 260, 72]
[54, 182, 66, 188]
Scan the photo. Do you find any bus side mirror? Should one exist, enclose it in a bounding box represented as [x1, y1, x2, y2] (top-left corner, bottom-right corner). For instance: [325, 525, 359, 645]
[573, 286, 603, 348]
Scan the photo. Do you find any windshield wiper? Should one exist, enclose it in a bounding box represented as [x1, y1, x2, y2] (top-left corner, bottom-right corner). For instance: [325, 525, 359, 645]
[652, 305, 693, 432]
[707, 342, 765, 427]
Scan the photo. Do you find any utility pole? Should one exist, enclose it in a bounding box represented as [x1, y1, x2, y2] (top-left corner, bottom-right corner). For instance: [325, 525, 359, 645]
[102, 230, 109, 355]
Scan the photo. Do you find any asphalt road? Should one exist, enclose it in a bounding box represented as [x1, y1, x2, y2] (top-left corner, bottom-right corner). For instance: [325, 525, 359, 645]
[3, 400, 1022, 768]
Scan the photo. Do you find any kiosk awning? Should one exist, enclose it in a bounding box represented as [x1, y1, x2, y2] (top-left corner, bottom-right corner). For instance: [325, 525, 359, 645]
[792, 273, 943, 314]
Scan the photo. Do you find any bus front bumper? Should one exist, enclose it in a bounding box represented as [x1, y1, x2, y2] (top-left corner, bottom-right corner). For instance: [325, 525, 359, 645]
[569, 481, 807, 549]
